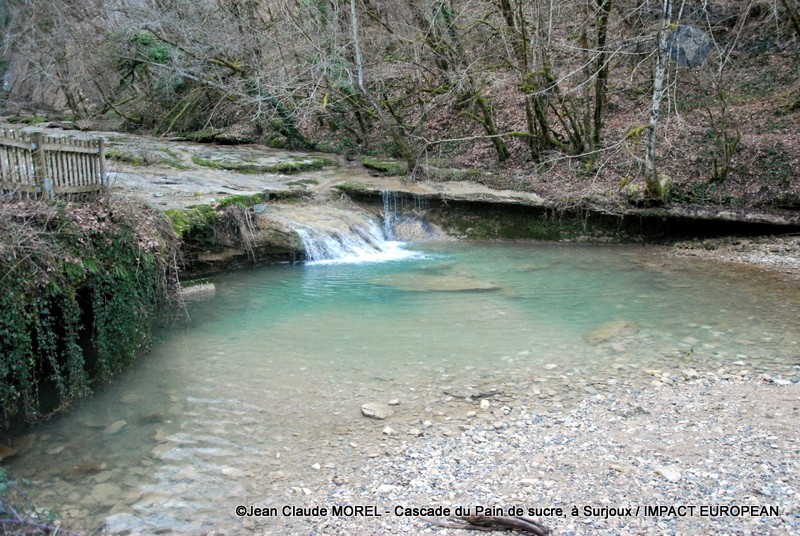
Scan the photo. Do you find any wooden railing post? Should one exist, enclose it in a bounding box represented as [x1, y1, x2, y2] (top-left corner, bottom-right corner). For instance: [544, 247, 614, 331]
[98, 138, 108, 204]
[32, 132, 51, 200]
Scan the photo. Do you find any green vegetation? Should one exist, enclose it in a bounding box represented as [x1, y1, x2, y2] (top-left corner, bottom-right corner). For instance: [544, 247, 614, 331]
[425, 167, 493, 184]
[106, 148, 145, 167]
[216, 193, 270, 209]
[335, 181, 371, 195]
[5, 115, 47, 125]
[164, 204, 217, 238]
[362, 156, 407, 176]
[0, 468, 79, 535]
[286, 178, 320, 187]
[0, 199, 179, 427]
[669, 182, 743, 206]
[191, 155, 326, 174]
[757, 143, 794, 188]
[107, 147, 188, 169]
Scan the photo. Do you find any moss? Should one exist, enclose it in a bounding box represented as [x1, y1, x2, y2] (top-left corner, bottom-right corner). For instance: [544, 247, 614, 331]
[286, 178, 319, 187]
[0, 200, 179, 427]
[181, 277, 212, 288]
[183, 129, 222, 143]
[428, 202, 628, 242]
[335, 181, 371, 194]
[425, 167, 490, 183]
[107, 148, 188, 169]
[106, 149, 145, 167]
[362, 156, 408, 175]
[164, 204, 218, 238]
[191, 155, 326, 174]
[442, 210, 566, 240]
[216, 193, 269, 209]
[5, 114, 47, 125]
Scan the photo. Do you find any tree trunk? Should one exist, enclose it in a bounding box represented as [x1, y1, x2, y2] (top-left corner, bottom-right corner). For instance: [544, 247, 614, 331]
[644, 0, 672, 201]
[350, 0, 418, 173]
[780, 0, 800, 37]
[592, 0, 612, 148]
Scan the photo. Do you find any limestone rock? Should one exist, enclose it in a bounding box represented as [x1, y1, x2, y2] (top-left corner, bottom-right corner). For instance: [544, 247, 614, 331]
[656, 465, 682, 482]
[361, 403, 394, 420]
[91, 483, 122, 505]
[104, 420, 127, 435]
[0, 443, 18, 461]
[370, 273, 500, 292]
[586, 320, 640, 344]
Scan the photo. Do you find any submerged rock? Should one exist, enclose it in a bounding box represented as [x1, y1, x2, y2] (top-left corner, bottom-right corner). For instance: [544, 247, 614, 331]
[104, 420, 127, 435]
[91, 483, 122, 505]
[586, 320, 640, 344]
[179, 281, 216, 299]
[370, 273, 500, 292]
[0, 443, 18, 461]
[361, 403, 394, 420]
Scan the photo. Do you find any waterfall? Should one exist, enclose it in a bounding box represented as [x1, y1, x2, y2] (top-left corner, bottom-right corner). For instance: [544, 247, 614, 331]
[294, 219, 415, 264]
[382, 190, 397, 240]
[265, 204, 420, 265]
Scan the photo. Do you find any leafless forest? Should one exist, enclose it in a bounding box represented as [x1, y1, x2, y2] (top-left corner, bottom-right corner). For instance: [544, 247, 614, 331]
[1, 0, 798, 203]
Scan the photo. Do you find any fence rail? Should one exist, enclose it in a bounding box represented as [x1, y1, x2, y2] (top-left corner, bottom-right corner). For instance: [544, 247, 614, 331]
[0, 130, 107, 199]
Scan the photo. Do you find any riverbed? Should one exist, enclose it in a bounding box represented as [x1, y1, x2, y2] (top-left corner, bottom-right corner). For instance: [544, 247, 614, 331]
[3, 240, 799, 534]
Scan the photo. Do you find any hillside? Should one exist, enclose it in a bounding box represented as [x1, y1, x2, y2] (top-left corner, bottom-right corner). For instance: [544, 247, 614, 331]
[0, 0, 798, 211]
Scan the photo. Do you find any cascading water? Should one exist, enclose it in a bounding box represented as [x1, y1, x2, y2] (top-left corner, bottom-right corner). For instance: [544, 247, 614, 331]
[265, 203, 420, 264]
[382, 190, 398, 240]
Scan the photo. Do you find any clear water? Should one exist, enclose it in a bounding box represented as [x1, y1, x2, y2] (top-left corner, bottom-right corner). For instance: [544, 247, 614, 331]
[4, 241, 799, 534]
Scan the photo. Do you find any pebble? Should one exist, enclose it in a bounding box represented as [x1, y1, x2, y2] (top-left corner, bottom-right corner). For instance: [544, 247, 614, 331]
[656, 465, 682, 482]
[321, 375, 799, 536]
[90, 483, 122, 505]
[361, 403, 394, 420]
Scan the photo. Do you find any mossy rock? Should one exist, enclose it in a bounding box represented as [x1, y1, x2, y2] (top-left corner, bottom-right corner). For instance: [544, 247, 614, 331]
[216, 193, 270, 209]
[191, 155, 326, 174]
[425, 167, 490, 183]
[180, 129, 252, 144]
[106, 149, 145, 167]
[335, 182, 372, 195]
[164, 205, 218, 238]
[286, 178, 320, 187]
[107, 148, 187, 169]
[362, 156, 408, 176]
[5, 114, 47, 125]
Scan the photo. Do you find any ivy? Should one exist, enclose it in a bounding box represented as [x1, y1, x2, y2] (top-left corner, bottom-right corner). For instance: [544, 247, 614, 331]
[0, 200, 179, 427]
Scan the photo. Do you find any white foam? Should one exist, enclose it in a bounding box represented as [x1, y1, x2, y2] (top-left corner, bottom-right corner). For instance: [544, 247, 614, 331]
[305, 240, 422, 265]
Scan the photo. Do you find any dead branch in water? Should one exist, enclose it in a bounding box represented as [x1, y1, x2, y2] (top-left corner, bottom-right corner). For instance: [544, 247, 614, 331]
[428, 515, 551, 535]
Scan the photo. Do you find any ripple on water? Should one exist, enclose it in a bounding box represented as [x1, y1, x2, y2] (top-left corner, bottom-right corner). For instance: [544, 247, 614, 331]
[4, 242, 799, 533]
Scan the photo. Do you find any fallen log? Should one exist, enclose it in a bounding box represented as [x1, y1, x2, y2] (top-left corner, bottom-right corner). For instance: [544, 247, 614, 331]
[428, 514, 551, 535]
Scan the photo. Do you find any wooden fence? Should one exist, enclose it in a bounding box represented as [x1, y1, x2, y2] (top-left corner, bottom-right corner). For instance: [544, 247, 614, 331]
[0, 130, 107, 199]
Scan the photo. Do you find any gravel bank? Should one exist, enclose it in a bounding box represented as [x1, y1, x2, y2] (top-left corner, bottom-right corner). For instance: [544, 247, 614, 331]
[248, 370, 799, 536]
[671, 235, 800, 278]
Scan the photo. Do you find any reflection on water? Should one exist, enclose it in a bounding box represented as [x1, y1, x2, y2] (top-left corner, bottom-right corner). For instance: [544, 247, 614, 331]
[3, 242, 799, 533]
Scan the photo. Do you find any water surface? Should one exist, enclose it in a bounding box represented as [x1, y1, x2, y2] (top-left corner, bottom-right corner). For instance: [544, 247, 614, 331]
[4, 242, 799, 533]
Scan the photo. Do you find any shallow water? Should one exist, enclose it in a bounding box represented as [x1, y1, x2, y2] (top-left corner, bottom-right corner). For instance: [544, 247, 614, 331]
[4, 241, 799, 534]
